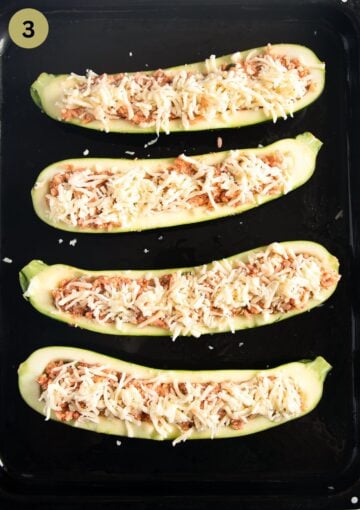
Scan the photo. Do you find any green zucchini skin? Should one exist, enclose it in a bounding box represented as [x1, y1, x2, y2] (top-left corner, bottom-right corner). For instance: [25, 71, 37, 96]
[19, 241, 340, 338]
[18, 346, 331, 441]
[32, 132, 322, 234]
[30, 44, 325, 134]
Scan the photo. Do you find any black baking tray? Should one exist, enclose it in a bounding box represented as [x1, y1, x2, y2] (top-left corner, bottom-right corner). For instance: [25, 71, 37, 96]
[0, 0, 359, 508]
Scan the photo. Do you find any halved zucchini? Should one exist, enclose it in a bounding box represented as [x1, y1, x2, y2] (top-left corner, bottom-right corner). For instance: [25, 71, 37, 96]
[19, 241, 340, 338]
[30, 44, 325, 134]
[32, 132, 322, 233]
[18, 346, 331, 442]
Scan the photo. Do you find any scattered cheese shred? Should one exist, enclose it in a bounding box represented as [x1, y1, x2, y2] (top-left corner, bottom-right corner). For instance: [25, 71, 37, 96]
[46, 150, 291, 230]
[38, 360, 304, 445]
[58, 46, 319, 134]
[52, 243, 339, 339]
[144, 137, 158, 148]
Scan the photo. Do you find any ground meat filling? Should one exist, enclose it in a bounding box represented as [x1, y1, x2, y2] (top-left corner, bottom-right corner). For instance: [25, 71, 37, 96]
[45, 151, 290, 230]
[37, 360, 305, 444]
[58, 46, 318, 134]
[52, 243, 340, 339]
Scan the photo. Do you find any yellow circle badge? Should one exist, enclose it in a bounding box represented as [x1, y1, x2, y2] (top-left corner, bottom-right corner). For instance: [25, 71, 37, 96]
[8, 8, 49, 49]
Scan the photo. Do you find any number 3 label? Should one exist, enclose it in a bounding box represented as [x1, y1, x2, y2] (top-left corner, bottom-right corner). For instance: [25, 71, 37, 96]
[9, 9, 48, 49]
[22, 20, 35, 39]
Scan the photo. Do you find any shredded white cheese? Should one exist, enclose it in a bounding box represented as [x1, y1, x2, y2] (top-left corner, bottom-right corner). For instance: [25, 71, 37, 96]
[46, 151, 291, 230]
[335, 210, 343, 220]
[144, 137, 158, 148]
[39, 361, 304, 445]
[52, 243, 338, 340]
[58, 46, 318, 134]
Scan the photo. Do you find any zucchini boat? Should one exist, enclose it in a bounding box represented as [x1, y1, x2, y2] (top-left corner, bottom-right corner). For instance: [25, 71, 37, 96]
[18, 346, 331, 444]
[19, 241, 340, 339]
[30, 44, 325, 134]
[32, 132, 321, 234]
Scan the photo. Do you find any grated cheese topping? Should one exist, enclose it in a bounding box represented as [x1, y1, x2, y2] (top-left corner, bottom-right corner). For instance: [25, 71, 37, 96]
[46, 151, 291, 230]
[58, 46, 320, 134]
[38, 360, 304, 445]
[52, 243, 339, 339]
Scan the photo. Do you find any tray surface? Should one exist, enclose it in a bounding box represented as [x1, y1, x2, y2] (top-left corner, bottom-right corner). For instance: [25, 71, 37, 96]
[0, 0, 359, 507]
